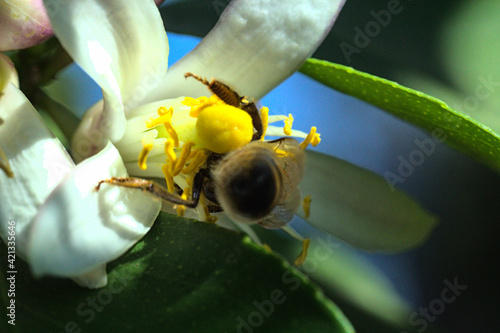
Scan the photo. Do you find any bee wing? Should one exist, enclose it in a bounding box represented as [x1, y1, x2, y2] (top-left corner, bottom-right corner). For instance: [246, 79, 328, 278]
[297, 151, 437, 252]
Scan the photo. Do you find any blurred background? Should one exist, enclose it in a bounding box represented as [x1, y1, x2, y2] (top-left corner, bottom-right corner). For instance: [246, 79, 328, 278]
[50, 0, 500, 331]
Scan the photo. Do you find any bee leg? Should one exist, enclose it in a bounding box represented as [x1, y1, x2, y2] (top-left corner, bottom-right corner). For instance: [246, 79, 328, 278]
[94, 177, 199, 208]
[184, 72, 241, 107]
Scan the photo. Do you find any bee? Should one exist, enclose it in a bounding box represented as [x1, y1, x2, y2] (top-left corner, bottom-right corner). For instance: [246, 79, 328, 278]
[96, 73, 309, 262]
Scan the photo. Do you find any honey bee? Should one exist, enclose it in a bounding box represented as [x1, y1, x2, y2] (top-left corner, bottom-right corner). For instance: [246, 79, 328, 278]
[96, 74, 309, 261]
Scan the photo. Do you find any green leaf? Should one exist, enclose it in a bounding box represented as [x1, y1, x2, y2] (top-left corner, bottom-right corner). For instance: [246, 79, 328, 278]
[252, 228, 443, 333]
[1, 213, 353, 333]
[299, 58, 500, 172]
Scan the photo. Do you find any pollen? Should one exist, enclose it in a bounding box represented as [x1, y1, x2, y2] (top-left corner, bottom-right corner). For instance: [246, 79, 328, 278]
[182, 149, 207, 175]
[196, 104, 253, 154]
[283, 113, 294, 136]
[137, 141, 154, 170]
[300, 126, 321, 149]
[260, 107, 269, 140]
[302, 195, 312, 218]
[183, 95, 224, 118]
[147, 107, 179, 147]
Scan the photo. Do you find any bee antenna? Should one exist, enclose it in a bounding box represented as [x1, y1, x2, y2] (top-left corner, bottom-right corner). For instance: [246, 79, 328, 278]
[184, 72, 211, 86]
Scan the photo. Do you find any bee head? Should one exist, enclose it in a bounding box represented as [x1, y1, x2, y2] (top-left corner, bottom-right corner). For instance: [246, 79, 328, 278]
[213, 141, 282, 224]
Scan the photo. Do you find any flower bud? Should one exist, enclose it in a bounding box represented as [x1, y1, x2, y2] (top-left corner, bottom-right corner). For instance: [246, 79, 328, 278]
[0, 0, 53, 51]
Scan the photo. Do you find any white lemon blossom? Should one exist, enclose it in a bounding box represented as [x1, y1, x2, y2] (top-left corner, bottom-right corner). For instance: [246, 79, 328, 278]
[0, 0, 437, 289]
[0, 54, 161, 289]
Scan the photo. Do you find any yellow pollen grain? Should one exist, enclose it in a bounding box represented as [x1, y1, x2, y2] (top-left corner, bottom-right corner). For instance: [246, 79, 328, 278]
[260, 107, 269, 140]
[294, 238, 311, 266]
[302, 195, 312, 218]
[137, 141, 154, 170]
[283, 113, 294, 136]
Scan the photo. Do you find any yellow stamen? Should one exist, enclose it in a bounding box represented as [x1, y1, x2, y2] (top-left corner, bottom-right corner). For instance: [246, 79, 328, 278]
[137, 141, 154, 170]
[147, 107, 180, 147]
[300, 126, 321, 149]
[172, 142, 195, 176]
[200, 196, 218, 224]
[183, 95, 223, 118]
[260, 107, 269, 140]
[176, 191, 189, 217]
[182, 149, 207, 175]
[283, 113, 294, 136]
[164, 139, 176, 162]
[163, 121, 179, 148]
[146, 106, 173, 128]
[302, 195, 312, 218]
[161, 163, 175, 193]
[294, 238, 311, 266]
[0, 147, 14, 178]
[176, 176, 194, 216]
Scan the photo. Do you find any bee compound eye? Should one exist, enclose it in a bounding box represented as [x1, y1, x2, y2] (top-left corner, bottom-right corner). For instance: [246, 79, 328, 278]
[218, 152, 281, 220]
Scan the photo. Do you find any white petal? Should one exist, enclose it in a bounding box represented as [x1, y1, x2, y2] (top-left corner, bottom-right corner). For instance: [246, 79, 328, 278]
[0, 84, 74, 256]
[45, 0, 168, 143]
[142, 0, 346, 102]
[298, 151, 438, 252]
[27, 142, 161, 277]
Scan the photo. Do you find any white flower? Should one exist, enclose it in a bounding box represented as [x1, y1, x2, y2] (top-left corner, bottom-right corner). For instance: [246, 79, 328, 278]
[0, 0, 437, 289]
[0, 17, 161, 289]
